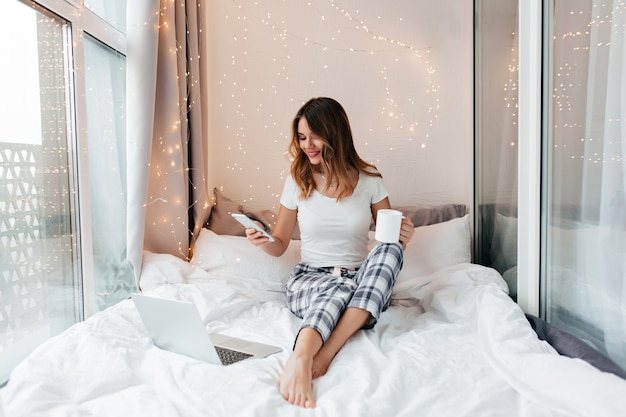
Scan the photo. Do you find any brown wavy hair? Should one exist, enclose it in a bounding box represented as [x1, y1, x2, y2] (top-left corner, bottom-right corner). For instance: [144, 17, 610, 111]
[288, 97, 381, 200]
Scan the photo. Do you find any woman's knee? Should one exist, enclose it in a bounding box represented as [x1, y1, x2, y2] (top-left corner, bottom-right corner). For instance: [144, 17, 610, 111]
[372, 242, 403, 264]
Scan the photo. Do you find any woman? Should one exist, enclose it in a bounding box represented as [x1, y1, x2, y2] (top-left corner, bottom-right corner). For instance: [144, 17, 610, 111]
[245, 97, 415, 408]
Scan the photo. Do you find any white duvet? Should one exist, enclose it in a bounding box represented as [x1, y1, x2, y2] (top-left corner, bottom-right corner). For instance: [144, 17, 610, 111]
[2, 256, 626, 417]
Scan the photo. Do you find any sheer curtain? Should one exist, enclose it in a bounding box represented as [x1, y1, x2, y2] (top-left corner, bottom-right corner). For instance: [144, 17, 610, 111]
[126, 0, 210, 288]
[83, 35, 135, 311]
[546, 0, 626, 368]
[579, 0, 626, 366]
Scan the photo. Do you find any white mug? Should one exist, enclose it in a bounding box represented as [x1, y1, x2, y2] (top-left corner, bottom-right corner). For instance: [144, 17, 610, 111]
[375, 209, 403, 243]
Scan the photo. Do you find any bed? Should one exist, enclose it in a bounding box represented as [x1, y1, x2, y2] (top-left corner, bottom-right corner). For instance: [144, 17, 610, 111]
[1, 206, 626, 417]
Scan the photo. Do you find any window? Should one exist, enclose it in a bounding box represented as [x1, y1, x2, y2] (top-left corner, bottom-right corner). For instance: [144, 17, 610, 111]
[0, 0, 130, 384]
[543, 0, 626, 370]
[476, 0, 626, 370]
[84, 0, 126, 34]
[474, 0, 520, 297]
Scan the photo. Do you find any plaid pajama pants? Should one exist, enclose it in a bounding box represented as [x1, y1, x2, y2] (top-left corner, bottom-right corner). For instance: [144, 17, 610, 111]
[286, 242, 404, 343]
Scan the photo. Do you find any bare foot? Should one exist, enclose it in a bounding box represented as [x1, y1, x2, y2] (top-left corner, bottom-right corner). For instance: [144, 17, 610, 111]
[279, 353, 316, 408]
[312, 347, 335, 379]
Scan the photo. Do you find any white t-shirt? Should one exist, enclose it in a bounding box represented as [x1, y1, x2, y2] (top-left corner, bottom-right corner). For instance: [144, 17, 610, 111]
[280, 173, 389, 268]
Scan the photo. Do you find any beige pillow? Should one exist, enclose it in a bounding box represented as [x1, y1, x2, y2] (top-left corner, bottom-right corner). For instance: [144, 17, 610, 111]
[205, 188, 275, 236]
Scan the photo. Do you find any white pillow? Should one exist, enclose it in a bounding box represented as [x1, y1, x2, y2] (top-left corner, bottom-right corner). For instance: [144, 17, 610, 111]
[190, 229, 301, 288]
[370, 214, 472, 290]
[193, 215, 470, 292]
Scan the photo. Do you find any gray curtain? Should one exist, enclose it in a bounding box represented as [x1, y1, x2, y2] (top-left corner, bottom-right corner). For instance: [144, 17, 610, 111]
[127, 0, 210, 289]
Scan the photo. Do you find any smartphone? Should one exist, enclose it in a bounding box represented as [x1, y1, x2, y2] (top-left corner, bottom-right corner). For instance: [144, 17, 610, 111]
[231, 213, 275, 242]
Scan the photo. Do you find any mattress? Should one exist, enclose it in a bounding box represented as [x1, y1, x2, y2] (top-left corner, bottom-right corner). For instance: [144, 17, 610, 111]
[1, 221, 625, 416]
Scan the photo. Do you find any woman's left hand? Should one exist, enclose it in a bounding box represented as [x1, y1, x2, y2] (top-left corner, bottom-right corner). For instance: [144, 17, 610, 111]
[399, 216, 415, 249]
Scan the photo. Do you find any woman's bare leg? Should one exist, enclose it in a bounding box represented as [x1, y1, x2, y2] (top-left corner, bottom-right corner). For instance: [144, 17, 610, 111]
[312, 307, 371, 378]
[279, 327, 323, 408]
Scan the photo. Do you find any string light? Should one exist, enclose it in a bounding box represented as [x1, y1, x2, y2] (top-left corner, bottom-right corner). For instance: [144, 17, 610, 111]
[551, 1, 624, 166]
[143, 1, 626, 259]
[213, 0, 443, 213]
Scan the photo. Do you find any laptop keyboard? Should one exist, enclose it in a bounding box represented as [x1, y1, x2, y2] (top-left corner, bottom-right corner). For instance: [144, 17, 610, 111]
[215, 346, 253, 365]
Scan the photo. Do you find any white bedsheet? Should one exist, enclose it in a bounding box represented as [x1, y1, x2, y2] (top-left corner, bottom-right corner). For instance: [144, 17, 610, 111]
[2, 256, 626, 417]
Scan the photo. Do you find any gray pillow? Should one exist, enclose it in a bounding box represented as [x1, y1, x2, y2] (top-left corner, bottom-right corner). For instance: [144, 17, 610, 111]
[371, 204, 468, 230]
[526, 314, 626, 380]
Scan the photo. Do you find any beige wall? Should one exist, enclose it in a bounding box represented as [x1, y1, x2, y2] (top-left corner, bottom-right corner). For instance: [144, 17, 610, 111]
[205, 0, 474, 213]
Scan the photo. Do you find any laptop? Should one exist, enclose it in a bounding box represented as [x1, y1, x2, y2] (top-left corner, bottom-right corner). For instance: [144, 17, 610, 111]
[132, 294, 281, 365]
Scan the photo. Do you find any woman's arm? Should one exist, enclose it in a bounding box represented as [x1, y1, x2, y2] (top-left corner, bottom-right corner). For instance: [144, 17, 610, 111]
[371, 197, 415, 249]
[371, 197, 392, 220]
[245, 204, 297, 257]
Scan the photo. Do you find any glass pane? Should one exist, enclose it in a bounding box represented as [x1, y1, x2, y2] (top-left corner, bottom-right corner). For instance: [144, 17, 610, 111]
[0, 0, 81, 381]
[84, 0, 127, 34]
[83, 35, 134, 311]
[474, 0, 520, 298]
[544, 0, 626, 369]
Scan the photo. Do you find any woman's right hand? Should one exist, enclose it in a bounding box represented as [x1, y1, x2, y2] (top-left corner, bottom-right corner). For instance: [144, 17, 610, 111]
[247, 204, 296, 257]
[245, 228, 272, 246]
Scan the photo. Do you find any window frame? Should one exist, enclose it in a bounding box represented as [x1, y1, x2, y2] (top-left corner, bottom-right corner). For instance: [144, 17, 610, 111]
[516, 0, 542, 316]
[20, 0, 127, 317]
